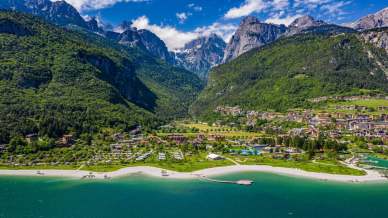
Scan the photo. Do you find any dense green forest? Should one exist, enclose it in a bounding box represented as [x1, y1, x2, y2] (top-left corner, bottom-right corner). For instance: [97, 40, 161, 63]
[191, 30, 388, 117]
[0, 11, 203, 144]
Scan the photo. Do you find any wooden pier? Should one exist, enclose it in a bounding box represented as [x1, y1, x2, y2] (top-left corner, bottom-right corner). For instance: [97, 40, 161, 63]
[197, 175, 253, 186]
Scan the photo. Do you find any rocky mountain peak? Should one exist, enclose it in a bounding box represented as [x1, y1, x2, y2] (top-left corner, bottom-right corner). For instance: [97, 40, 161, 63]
[183, 34, 224, 50]
[223, 15, 287, 63]
[118, 28, 143, 48]
[137, 29, 174, 64]
[286, 15, 326, 36]
[351, 7, 388, 30]
[175, 34, 226, 79]
[85, 17, 100, 32]
[0, 0, 88, 29]
[241, 16, 261, 25]
[289, 15, 326, 28]
[117, 20, 134, 32]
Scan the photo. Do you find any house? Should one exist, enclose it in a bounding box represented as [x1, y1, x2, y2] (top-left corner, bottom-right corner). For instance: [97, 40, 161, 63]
[112, 133, 125, 141]
[206, 144, 214, 150]
[124, 136, 145, 146]
[251, 144, 268, 151]
[335, 119, 348, 129]
[314, 113, 332, 126]
[0, 144, 6, 153]
[378, 106, 388, 111]
[192, 134, 205, 145]
[382, 114, 388, 122]
[207, 153, 223, 160]
[284, 147, 302, 154]
[158, 153, 166, 161]
[372, 122, 388, 129]
[25, 133, 38, 144]
[129, 125, 142, 135]
[135, 151, 153, 161]
[289, 128, 306, 136]
[328, 130, 341, 139]
[167, 134, 187, 144]
[110, 143, 123, 152]
[57, 135, 74, 147]
[215, 106, 243, 116]
[173, 151, 184, 160]
[208, 134, 225, 142]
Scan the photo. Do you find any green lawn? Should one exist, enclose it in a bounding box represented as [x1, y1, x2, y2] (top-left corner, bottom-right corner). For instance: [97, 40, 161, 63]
[159, 121, 265, 139]
[0, 165, 79, 170]
[0, 155, 366, 175]
[337, 99, 388, 108]
[236, 156, 366, 176]
[327, 99, 388, 110]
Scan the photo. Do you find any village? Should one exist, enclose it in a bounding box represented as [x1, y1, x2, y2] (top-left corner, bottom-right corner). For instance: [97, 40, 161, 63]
[215, 97, 388, 145]
[0, 97, 387, 174]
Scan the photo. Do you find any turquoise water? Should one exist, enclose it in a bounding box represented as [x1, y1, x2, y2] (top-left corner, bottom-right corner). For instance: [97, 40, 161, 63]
[1, 173, 388, 218]
[366, 156, 388, 168]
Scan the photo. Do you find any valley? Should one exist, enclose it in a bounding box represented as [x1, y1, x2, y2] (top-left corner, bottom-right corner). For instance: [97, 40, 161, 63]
[0, 2, 387, 179]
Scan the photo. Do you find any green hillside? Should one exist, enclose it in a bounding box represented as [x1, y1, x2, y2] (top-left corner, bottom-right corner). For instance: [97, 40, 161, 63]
[71, 26, 204, 119]
[0, 11, 202, 143]
[191, 31, 388, 117]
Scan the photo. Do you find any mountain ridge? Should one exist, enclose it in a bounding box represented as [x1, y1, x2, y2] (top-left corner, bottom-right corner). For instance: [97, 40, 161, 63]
[191, 29, 388, 117]
[350, 7, 388, 30]
[0, 11, 203, 143]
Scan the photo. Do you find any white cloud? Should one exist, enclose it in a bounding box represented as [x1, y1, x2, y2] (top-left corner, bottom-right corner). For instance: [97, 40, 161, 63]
[223, 0, 352, 21]
[187, 3, 203, 12]
[265, 13, 302, 25]
[194, 22, 238, 43]
[131, 16, 198, 50]
[176, 12, 191, 24]
[188, 3, 203, 11]
[193, 6, 203, 12]
[223, 0, 292, 19]
[131, 16, 237, 50]
[320, 1, 351, 15]
[224, 0, 267, 19]
[55, 0, 149, 12]
[272, 0, 289, 10]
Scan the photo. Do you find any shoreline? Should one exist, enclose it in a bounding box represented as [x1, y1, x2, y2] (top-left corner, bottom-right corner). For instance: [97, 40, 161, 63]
[0, 165, 386, 183]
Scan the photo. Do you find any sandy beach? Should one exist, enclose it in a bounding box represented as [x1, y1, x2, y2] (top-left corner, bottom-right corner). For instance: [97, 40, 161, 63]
[0, 165, 386, 183]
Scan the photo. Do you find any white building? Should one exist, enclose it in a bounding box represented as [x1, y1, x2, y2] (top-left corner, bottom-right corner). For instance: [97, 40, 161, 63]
[207, 153, 223, 160]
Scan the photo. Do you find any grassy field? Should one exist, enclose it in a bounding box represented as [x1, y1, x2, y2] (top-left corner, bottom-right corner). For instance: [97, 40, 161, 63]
[0, 156, 366, 175]
[335, 99, 388, 108]
[180, 122, 227, 131]
[235, 156, 366, 176]
[329, 99, 387, 109]
[315, 98, 388, 115]
[83, 152, 235, 172]
[157, 132, 265, 138]
[0, 165, 79, 170]
[172, 122, 265, 138]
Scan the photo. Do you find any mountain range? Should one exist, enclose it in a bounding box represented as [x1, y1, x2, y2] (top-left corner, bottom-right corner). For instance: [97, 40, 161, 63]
[0, 0, 387, 143]
[1, 1, 387, 79]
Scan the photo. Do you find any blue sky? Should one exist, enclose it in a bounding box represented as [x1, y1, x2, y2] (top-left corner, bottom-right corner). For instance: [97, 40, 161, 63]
[60, 0, 387, 50]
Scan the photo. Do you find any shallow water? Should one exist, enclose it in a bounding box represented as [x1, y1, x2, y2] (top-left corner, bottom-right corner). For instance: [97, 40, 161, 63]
[1, 172, 388, 218]
[366, 156, 388, 168]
